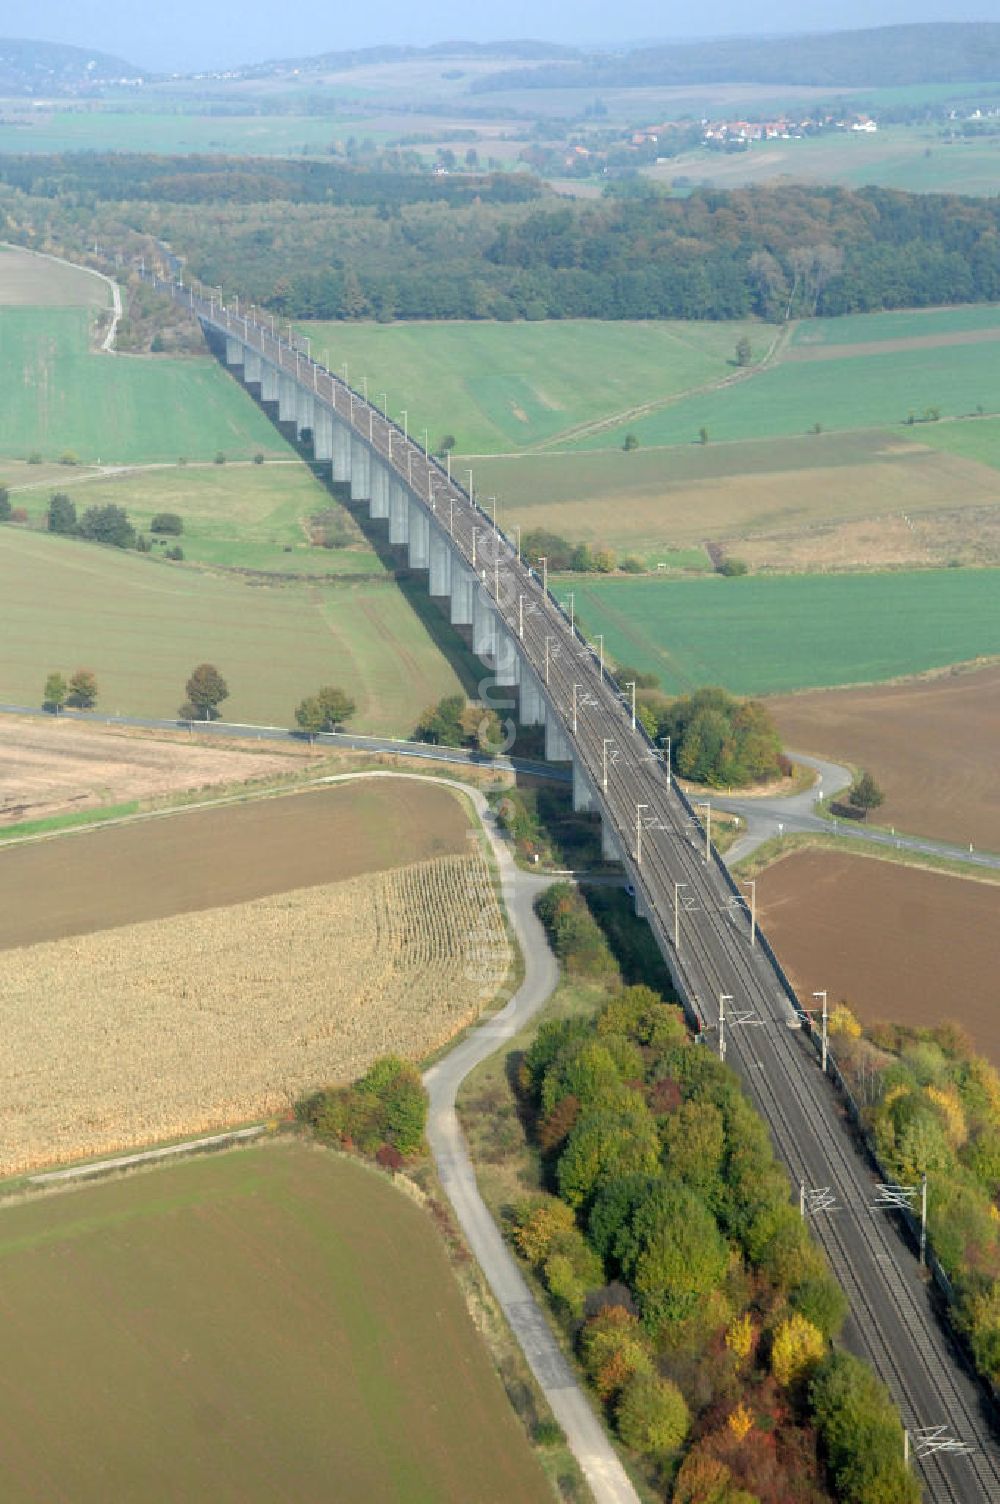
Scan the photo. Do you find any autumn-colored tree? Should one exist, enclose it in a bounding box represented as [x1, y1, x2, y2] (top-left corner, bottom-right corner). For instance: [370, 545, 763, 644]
[67, 668, 98, 709]
[724, 1312, 755, 1367]
[182, 663, 229, 721]
[512, 1197, 576, 1267]
[579, 1306, 653, 1402]
[770, 1312, 826, 1389]
[538, 1094, 581, 1155]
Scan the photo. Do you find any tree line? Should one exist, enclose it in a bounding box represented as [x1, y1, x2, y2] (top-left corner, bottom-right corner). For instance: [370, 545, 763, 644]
[510, 882, 918, 1502]
[6, 171, 1000, 325]
[834, 1011, 1000, 1398]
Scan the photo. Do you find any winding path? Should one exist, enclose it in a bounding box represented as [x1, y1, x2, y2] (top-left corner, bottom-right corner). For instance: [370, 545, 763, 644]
[423, 783, 641, 1504]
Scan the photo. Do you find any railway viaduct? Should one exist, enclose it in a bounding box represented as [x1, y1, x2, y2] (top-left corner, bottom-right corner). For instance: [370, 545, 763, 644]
[150, 272, 999, 1500]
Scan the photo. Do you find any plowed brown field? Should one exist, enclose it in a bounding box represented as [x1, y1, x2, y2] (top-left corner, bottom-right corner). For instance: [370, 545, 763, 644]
[756, 850, 1000, 1061]
[0, 777, 470, 950]
[770, 664, 1000, 852]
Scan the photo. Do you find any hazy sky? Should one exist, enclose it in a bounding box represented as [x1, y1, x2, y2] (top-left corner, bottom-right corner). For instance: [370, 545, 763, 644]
[18, 1, 995, 73]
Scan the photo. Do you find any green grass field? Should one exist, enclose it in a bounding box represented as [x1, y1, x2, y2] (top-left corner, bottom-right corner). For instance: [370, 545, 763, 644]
[0, 110, 358, 156]
[792, 305, 1000, 347]
[915, 415, 1000, 472]
[0, 1142, 550, 1504]
[647, 125, 1000, 197]
[573, 337, 1000, 451]
[0, 524, 471, 733]
[0, 306, 287, 464]
[9, 462, 384, 576]
[296, 316, 764, 453]
[567, 568, 1000, 694]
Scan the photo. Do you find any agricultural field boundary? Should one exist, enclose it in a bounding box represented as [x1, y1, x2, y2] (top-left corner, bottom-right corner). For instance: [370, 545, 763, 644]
[0, 240, 119, 349]
[0, 761, 632, 1501]
[26, 1125, 267, 1187]
[533, 319, 793, 451]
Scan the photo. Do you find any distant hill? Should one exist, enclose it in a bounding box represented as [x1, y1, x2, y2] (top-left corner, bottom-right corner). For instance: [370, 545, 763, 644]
[471, 23, 1000, 92]
[0, 37, 145, 95]
[235, 39, 579, 81]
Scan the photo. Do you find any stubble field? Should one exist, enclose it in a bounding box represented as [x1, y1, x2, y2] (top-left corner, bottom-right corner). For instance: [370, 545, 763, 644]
[0, 1142, 550, 1503]
[769, 663, 1000, 852]
[0, 715, 319, 828]
[0, 778, 510, 1173]
[477, 429, 1000, 570]
[755, 850, 1000, 1062]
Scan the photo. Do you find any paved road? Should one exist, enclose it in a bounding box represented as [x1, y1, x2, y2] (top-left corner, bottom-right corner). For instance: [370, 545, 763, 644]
[423, 780, 641, 1504]
[0, 703, 569, 787]
[160, 281, 1000, 1498]
[713, 752, 1000, 873]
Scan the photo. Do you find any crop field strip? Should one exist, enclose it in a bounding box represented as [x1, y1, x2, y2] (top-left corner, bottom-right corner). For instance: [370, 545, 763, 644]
[0, 778, 471, 949]
[567, 568, 1000, 695]
[0, 1143, 551, 1503]
[0, 849, 508, 1175]
[756, 850, 1000, 1063]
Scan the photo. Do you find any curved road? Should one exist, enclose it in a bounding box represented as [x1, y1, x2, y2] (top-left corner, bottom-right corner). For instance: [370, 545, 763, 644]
[421, 778, 641, 1504]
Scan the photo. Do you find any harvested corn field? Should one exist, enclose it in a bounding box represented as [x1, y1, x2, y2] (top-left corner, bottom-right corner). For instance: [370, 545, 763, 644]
[0, 851, 509, 1176]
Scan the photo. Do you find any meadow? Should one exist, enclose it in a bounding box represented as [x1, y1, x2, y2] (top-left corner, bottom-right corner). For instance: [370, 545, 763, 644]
[0, 305, 286, 464]
[0, 1142, 550, 1503]
[567, 568, 1000, 695]
[570, 334, 1000, 451]
[296, 316, 764, 453]
[9, 460, 383, 575]
[0, 524, 471, 734]
[646, 124, 1000, 197]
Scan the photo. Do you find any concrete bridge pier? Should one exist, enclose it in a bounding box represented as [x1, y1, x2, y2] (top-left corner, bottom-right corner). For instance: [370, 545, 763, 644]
[602, 818, 624, 864]
[545, 718, 572, 763]
[473, 589, 498, 661]
[495, 628, 521, 688]
[243, 348, 262, 389]
[450, 565, 474, 626]
[573, 759, 595, 814]
[313, 405, 333, 466]
[518, 667, 547, 727]
[388, 480, 409, 546]
[278, 372, 299, 431]
[350, 438, 371, 501]
[261, 361, 279, 405]
[225, 336, 243, 368]
[332, 420, 352, 484]
[296, 387, 315, 438]
[429, 528, 452, 598]
[407, 500, 430, 569]
[370, 458, 390, 521]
